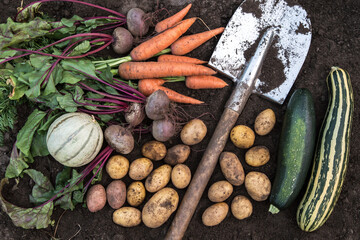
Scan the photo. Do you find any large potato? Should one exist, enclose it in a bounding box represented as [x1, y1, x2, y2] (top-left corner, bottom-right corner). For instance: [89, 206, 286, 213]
[180, 119, 207, 145]
[208, 180, 233, 202]
[113, 207, 141, 227]
[129, 157, 153, 180]
[127, 181, 146, 207]
[202, 202, 229, 227]
[219, 152, 245, 186]
[230, 125, 255, 149]
[142, 141, 167, 161]
[142, 187, 179, 228]
[105, 155, 129, 179]
[164, 144, 191, 165]
[254, 108, 276, 136]
[86, 184, 106, 212]
[231, 195, 253, 220]
[106, 180, 126, 209]
[145, 164, 172, 193]
[245, 171, 271, 201]
[171, 164, 191, 189]
[245, 146, 270, 167]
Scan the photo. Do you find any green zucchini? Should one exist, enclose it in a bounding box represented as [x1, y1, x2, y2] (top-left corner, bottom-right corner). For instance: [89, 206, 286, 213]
[296, 67, 354, 232]
[268, 88, 316, 214]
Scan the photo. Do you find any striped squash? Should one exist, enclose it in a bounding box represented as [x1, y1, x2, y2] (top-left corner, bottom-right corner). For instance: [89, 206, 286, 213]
[296, 67, 354, 232]
[46, 112, 103, 167]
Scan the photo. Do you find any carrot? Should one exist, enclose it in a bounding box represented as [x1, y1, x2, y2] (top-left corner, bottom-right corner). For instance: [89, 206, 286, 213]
[158, 54, 206, 64]
[185, 75, 228, 89]
[171, 27, 225, 55]
[118, 61, 216, 79]
[130, 17, 196, 61]
[138, 79, 204, 104]
[155, 4, 192, 33]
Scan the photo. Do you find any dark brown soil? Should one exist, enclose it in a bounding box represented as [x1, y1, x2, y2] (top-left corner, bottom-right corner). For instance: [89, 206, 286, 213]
[1, 0, 359, 239]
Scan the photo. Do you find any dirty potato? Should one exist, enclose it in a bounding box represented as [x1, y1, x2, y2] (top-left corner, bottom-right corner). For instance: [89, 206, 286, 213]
[145, 164, 172, 193]
[113, 207, 141, 227]
[208, 180, 233, 202]
[164, 144, 191, 165]
[202, 202, 229, 226]
[245, 171, 271, 201]
[254, 108, 276, 136]
[142, 187, 179, 228]
[245, 146, 270, 167]
[86, 184, 106, 212]
[171, 164, 191, 189]
[141, 140, 167, 161]
[127, 181, 146, 207]
[129, 157, 153, 180]
[105, 155, 129, 179]
[231, 195, 253, 220]
[219, 152, 245, 186]
[230, 125, 255, 149]
[180, 119, 207, 145]
[106, 180, 126, 209]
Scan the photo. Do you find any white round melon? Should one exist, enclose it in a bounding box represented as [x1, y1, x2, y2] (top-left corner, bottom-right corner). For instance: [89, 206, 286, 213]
[46, 112, 104, 167]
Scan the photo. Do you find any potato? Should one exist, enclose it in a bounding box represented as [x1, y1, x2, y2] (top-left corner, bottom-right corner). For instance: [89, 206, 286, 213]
[219, 152, 245, 186]
[105, 155, 129, 179]
[208, 180, 233, 202]
[230, 125, 255, 149]
[127, 181, 146, 207]
[171, 164, 191, 189]
[106, 180, 126, 209]
[231, 195, 253, 220]
[245, 146, 270, 167]
[142, 187, 179, 228]
[245, 171, 271, 201]
[142, 140, 167, 161]
[180, 119, 207, 145]
[202, 202, 229, 227]
[86, 184, 106, 212]
[145, 164, 172, 193]
[129, 157, 153, 180]
[113, 207, 141, 227]
[254, 108, 276, 136]
[164, 144, 191, 165]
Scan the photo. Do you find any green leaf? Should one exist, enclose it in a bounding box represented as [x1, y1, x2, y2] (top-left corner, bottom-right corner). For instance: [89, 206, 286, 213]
[98, 65, 114, 84]
[5, 144, 29, 178]
[56, 92, 78, 112]
[16, 3, 42, 22]
[68, 40, 91, 57]
[61, 70, 85, 84]
[61, 59, 96, 78]
[55, 167, 72, 188]
[60, 15, 83, 27]
[91, 165, 103, 184]
[25, 169, 54, 205]
[29, 55, 52, 70]
[30, 131, 49, 157]
[8, 76, 27, 100]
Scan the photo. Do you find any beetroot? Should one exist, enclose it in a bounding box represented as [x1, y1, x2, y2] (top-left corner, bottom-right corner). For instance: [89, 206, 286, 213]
[152, 118, 176, 142]
[145, 90, 171, 120]
[112, 27, 134, 55]
[125, 102, 146, 126]
[126, 8, 150, 37]
[105, 125, 134, 154]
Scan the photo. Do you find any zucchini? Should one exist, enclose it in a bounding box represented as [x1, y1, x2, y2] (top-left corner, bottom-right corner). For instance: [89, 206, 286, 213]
[268, 88, 316, 214]
[296, 67, 354, 232]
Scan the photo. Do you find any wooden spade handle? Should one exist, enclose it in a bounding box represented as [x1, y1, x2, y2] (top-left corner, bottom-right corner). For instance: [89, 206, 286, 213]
[165, 107, 240, 240]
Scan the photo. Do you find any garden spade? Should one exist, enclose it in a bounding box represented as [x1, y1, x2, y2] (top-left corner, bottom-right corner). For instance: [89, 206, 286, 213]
[165, 0, 312, 239]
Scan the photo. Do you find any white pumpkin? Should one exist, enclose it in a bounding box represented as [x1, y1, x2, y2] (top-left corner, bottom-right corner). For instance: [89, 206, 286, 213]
[46, 112, 103, 167]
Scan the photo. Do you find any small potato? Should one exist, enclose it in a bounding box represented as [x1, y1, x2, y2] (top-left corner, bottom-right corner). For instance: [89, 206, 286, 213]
[142, 141, 167, 161]
[127, 181, 146, 207]
[245, 171, 271, 201]
[164, 144, 191, 165]
[86, 184, 106, 212]
[230, 125, 255, 149]
[105, 155, 129, 179]
[145, 164, 172, 193]
[113, 207, 141, 227]
[245, 146, 270, 167]
[142, 187, 179, 228]
[180, 119, 207, 145]
[129, 157, 153, 180]
[106, 180, 126, 209]
[202, 202, 229, 227]
[231, 195, 253, 220]
[171, 164, 191, 189]
[208, 180, 233, 202]
[219, 152, 245, 186]
[254, 108, 276, 136]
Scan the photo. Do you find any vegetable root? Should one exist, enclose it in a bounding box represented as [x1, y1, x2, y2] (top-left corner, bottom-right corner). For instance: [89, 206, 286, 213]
[158, 54, 206, 64]
[155, 4, 192, 33]
[185, 76, 228, 89]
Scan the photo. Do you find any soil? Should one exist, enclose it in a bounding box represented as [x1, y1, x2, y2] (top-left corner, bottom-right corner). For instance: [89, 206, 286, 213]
[0, 0, 359, 239]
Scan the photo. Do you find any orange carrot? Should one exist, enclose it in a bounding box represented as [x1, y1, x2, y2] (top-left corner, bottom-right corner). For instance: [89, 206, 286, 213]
[138, 78, 166, 96]
[130, 18, 196, 61]
[158, 54, 206, 64]
[171, 27, 225, 55]
[118, 61, 216, 79]
[185, 75, 228, 89]
[155, 4, 192, 33]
